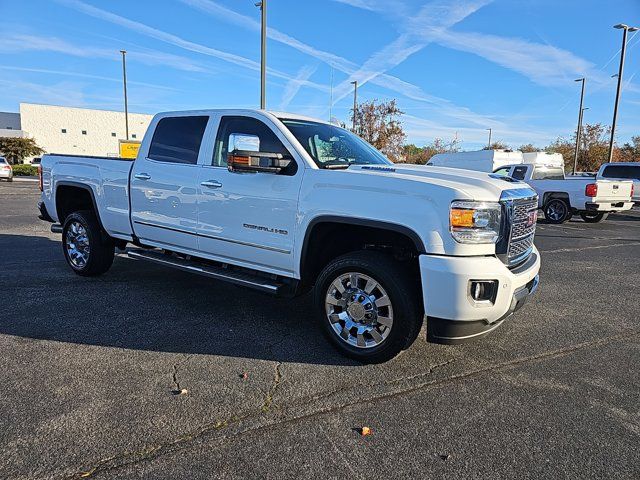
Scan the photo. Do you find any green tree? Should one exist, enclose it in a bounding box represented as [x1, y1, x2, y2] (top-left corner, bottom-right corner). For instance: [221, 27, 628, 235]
[546, 123, 611, 172]
[482, 141, 511, 151]
[351, 99, 406, 162]
[518, 143, 539, 153]
[403, 137, 461, 165]
[615, 135, 640, 162]
[0, 137, 44, 165]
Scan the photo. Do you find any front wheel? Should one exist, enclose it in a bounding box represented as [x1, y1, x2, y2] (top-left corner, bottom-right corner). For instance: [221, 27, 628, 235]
[314, 251, 423, 363]
[62, 210, 115, 276]
[543, 199, 570, 224]
[580, 212, 609, 223]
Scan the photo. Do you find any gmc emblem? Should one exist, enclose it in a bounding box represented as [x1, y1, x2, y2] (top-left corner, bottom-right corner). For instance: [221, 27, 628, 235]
[526, 210, 538, 227]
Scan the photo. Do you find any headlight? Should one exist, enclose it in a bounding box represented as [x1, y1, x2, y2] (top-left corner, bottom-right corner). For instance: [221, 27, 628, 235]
[450, 201, 502, 244]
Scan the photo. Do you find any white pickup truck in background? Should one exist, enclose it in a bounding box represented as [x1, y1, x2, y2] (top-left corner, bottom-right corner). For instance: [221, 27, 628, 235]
[494, 161, 634, 224]
[38, 109, 541, 363]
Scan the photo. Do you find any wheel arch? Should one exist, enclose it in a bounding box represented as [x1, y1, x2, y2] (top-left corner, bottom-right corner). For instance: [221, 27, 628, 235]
[543, 191, 571, 209]
[55, 181, 105, 230]
[299, 215, 425, 288]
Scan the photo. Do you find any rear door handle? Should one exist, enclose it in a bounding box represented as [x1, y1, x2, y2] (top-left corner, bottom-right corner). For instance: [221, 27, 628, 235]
[201, 180, 223, 189]
[134, 173, 151, 181]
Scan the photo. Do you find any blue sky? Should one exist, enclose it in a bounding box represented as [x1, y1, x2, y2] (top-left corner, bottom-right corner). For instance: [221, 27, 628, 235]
[1, 0, 639, 149]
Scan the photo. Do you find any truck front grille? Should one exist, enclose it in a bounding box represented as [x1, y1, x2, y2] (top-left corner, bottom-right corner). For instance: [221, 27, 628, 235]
[498, 190, 538, 267]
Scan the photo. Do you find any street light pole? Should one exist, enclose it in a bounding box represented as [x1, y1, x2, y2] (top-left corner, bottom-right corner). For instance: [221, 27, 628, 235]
[120, 50, 129, 141]
[608, 23, 639, 162]
[573, 78, 585, 174]
[351, 80, 358, 132]
[486, 128, 492, 148]
[256, 1, 267, 109]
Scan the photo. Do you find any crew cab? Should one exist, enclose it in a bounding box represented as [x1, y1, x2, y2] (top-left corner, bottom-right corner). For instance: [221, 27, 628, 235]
[39, 110, 541, 363]
[494, 162, 634, 224]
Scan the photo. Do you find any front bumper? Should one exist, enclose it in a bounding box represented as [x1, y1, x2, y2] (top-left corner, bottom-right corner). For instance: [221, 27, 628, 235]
[419, 246, 541, 344]
[586, 201, 634, 212]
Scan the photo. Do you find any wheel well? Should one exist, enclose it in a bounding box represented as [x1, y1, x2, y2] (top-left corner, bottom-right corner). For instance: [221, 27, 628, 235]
[300, 221, 421, 288]
[55, 185, 96, 224]
[543, 192, 571, 209]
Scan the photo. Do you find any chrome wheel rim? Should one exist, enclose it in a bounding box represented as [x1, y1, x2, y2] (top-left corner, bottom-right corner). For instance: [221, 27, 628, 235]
[325, 272, 393, 349]
[547, 201, 565, 221]
[65, 221, 90, 268]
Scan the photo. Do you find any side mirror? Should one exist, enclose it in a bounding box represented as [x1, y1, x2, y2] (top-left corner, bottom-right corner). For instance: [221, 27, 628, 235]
[227, 150, 292, 174]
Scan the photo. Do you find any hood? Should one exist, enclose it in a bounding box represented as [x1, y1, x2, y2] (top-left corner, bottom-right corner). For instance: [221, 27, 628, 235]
[345, 164, 532, 201]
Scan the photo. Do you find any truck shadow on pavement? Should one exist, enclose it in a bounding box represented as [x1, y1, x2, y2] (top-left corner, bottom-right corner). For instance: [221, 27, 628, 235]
[0, 233, 362, 366]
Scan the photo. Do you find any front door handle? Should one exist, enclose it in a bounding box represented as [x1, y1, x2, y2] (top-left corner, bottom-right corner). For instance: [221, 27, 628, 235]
[201, 180, 223, 189]
[134, 173, 151, 181]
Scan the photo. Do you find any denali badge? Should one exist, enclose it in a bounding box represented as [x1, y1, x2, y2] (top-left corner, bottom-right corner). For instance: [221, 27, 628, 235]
[526, 210, 538, 227]
[243, 223, 288, 235]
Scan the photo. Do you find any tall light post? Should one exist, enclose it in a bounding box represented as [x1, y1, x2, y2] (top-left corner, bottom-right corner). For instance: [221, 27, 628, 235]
[573, 78, 586, 174]
[255, 1, 267, 109]
[575, 107, 589, 172]
[120, 50, 129, 140]
[351, 80, 358, 132]
[486, 128, 492, 148]
[608, 23, 639, 162]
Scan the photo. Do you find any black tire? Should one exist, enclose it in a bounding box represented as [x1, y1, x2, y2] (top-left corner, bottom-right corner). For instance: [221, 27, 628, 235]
[313, 251, 423, 363]
[7, 177, 13, 182]
[62, 210, 114, 276]
[543, 199, 570, 224]
[580, 212, 609, 223]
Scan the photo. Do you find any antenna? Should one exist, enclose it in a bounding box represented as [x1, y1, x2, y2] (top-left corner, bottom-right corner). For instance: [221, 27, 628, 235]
[329, 67, 334, 121]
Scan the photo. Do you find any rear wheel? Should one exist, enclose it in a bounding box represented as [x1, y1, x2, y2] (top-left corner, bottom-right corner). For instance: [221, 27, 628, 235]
[580, 212, 608, 223]
[314, 251, 423, 363]
[62, 210, 114, 276]
[544, 199, 570, 224]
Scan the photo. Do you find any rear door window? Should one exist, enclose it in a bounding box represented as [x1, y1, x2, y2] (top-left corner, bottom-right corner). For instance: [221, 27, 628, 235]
[148, 116, 209, 164]
[511, 166, 528, 180]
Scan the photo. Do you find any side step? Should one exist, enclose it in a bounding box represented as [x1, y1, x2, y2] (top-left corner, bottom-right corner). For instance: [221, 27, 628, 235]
[125, 248, 283, 294]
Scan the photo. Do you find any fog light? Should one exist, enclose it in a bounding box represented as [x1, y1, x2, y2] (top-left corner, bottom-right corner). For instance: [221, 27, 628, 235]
[469, 280, 498, 303]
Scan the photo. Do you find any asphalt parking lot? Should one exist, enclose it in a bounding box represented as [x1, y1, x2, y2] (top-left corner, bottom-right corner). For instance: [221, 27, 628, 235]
[1, 180, 639, 479]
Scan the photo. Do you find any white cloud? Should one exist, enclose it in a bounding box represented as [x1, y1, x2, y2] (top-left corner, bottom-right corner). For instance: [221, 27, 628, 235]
[58, 0, 328, 93]
[279, 65, 319, 110]
[0, 33, 209, 73]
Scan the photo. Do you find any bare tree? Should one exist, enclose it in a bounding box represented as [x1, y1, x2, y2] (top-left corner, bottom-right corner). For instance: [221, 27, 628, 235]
[351, 99, 406, 162]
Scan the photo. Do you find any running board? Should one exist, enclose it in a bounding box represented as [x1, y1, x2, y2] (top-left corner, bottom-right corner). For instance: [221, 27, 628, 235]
[125, 249, 283, 294]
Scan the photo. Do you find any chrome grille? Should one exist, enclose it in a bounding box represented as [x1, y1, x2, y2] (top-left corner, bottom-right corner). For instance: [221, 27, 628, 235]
[498, 190, 538, 267]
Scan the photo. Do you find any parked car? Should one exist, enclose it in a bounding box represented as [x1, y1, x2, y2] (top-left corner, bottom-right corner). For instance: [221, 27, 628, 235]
[38, 109, 541, 362]
[495, 162, 634, 223]
[30, 157, 42, 166]
[0, 157, 13, 182]
[597, 162, 640, 203]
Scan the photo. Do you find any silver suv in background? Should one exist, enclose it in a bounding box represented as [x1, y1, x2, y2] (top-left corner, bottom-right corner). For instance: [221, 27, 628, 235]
[0, 157, 13, 182]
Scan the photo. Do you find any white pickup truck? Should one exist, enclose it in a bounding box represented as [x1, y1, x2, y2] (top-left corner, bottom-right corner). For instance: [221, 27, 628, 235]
[494, 162, 634, 224]
[38, 109, 540, 363]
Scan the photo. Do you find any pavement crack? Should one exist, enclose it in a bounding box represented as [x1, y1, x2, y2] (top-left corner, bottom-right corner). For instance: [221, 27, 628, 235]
[261, 362, 283, 413]
[64, 330, 640, 479]
[171, 364, 182, 394]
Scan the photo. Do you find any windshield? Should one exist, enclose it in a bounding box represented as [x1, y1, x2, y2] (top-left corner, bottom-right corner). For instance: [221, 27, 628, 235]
[280, 119, 392, 169]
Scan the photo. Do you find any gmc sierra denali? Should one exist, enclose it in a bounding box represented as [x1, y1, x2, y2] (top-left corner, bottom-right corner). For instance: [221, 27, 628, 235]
[38, 109, 541, 363]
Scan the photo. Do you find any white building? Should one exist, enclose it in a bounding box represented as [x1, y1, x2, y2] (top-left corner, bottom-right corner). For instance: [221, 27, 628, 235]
[1, 103, 154, 161]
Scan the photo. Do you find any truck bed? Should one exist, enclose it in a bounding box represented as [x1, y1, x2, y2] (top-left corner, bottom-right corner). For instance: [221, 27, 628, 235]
[40, 153, 135, 240]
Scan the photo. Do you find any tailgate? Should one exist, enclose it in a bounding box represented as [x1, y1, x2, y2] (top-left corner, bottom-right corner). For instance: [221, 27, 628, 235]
[594, 180, 633, 202]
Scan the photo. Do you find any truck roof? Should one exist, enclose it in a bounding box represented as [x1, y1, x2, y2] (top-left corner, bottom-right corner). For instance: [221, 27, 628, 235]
[153, 109, 331, 125]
